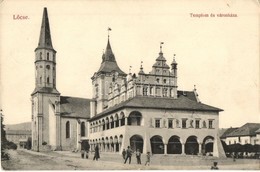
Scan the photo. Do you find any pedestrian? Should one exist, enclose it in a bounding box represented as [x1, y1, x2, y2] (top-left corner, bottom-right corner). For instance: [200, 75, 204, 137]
[93, 145, 100, 161]
[136, 149, 141, 164]
[122, 148, 126, 160]
[211, 161, 219, 170]
[124, 146, 133, 164]
[232, 153, 236, 162]
[81, 140, 90, 159]
[145, 152, 151, 166]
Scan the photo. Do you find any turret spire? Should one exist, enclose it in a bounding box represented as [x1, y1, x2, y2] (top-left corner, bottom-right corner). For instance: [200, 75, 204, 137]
[36, 7, 54, 51]
[160, 42, 164, 54]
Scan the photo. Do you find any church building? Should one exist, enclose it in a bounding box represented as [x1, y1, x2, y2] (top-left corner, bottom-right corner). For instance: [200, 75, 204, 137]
[31, 8, 225, 157]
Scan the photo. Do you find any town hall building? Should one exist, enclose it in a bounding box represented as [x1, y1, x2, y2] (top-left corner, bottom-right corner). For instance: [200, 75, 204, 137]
[31, 8, 225, 157]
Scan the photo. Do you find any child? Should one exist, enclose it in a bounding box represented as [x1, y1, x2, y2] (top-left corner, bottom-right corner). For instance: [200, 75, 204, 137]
[122, 149, 126, 160]
[145, 152, 151, 166]
[211, 161, 219, 170]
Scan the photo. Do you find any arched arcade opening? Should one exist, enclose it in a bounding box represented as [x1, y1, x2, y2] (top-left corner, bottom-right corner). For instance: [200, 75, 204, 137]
[167, 136, 182, 154]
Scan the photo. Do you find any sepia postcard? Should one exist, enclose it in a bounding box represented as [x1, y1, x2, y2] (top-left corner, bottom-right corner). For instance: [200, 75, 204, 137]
[0, 0, 259, 170]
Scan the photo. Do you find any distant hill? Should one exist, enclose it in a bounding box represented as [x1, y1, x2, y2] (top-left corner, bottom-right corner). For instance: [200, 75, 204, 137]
[5, 122, 31, 131]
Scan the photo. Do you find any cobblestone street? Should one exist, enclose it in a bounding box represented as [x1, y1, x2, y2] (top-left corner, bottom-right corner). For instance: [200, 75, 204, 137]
[1, 149, 260, 170]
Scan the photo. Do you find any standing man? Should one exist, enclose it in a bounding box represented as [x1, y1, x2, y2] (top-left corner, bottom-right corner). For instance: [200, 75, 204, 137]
[136, 149, 141, 164]
[124, 146, 133, 164]
[93, 145, 100, 161]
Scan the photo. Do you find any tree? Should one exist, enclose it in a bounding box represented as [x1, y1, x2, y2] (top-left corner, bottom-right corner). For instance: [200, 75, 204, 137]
[1, 110, 10, 160]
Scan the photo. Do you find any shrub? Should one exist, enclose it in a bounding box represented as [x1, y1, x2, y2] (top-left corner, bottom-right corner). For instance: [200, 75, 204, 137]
[6, 141, 17, 150]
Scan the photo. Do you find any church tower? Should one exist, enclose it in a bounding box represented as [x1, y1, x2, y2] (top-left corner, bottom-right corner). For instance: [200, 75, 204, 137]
[31, 8, 61, 151]
[91, 32, 127, 116]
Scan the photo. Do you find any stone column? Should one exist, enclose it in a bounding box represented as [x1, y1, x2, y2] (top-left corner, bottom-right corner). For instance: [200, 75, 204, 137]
[164, 144, 167, 155]
[199, 143, 202, 155]
[181, 143, 185, 155]
[125, 117, 128, 125]
[114, 143, 117, 152]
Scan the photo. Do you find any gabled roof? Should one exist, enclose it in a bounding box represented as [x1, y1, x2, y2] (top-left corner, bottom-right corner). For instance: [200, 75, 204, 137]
[90, 94, 222, 121]
[220, 127, 239, 139]
[60, 96, 92, 119]
[177, 90, 197, 102]
[226, 123, 260, 137]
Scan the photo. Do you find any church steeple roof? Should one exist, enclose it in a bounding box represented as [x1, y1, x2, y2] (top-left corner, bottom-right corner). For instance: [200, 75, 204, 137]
[35, 7, 55, 52]
[103, 38, 115, 62]
[96, 34, 126, 76]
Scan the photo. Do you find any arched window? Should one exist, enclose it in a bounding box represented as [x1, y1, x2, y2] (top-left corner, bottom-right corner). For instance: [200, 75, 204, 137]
[81, 122, 85, 136]
[47, 52, 49, 60]
[66, 121, 70, 138]
[46, 65, 50, 70]
[163, 88, 167, 97]
[156, 78, 160, 83]
[143, 87, 148, 96]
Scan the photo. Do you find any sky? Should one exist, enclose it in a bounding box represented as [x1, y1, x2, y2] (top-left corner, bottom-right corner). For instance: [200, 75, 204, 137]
[0, 0, 259, 128]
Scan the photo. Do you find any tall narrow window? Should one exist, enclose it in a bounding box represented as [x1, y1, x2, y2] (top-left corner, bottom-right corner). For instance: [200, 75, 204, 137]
[155, 119, 161, 128]
[163, 88, 167, 97]
[40, 52, 42, 60]
[195, 120, 200, 128]
[143, 87, 148, 96]
[66, 121, 70, 138]
[47, 77, 49, 84]
[81, 122, 85, 136]
[47, 52, 49, 60]
[208, 120, 213, 129]
[182, 119, 187, 128]
[168, 119, 173, 128]
[40, 77, 42, 84]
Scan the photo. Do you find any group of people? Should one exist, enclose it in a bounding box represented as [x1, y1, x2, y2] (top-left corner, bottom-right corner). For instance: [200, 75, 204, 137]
[122, 146, 151, 166]
[81, 142, 219, 169]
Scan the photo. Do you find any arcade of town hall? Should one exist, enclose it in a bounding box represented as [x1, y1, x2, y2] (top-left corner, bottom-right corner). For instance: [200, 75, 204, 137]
[31, 8, 225, 157]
